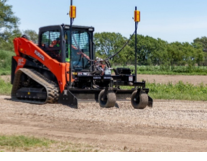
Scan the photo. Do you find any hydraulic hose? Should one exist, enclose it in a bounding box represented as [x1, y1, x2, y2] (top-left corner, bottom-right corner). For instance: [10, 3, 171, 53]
[105, 30, 136, 61]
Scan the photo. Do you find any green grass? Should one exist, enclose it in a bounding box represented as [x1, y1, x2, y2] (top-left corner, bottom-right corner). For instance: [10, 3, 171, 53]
[0, 135, 53, 148]
[0, 78, 12, 95]
[147, 81, 207, 101]
[1, 76, 207, 101]
[0, 50, 15, 75]
[0, 135, 100, 152]
[121, 81, 207, 101]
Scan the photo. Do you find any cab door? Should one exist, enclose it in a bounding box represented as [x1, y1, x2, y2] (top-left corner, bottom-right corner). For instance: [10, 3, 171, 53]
[38, 26, 65, 62]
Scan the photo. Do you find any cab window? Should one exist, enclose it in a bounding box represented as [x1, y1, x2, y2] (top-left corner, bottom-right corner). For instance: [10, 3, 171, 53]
[40, 30, 61, 62]
[41, 30, 60, 48]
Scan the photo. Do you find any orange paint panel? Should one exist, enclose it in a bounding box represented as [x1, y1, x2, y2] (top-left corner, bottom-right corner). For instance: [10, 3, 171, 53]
[66, 63, 70, 82]
[13, 37, 67, 93]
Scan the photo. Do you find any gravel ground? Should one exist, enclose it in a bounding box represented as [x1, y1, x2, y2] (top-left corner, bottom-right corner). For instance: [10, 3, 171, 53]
[1, 95, 207, 151]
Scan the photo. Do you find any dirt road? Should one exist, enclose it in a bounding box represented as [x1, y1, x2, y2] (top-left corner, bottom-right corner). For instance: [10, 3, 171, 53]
[137, 74, 207, 85]
[1, 95, 207, 152]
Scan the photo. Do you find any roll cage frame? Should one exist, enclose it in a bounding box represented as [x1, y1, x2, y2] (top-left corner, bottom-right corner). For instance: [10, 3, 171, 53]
[38, 24, 95, 66]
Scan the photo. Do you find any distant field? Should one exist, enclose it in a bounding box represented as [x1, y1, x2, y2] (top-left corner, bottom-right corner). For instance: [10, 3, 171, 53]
[1, 49, 207, 75]
[136, 74, 207, 85]
[115, 65, 207, 75]
[1, 74, 207, 101]
[1, 49, 207, 101]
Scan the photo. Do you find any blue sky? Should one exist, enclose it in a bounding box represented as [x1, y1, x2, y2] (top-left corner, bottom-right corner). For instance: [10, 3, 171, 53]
[8, 0, 207, 43]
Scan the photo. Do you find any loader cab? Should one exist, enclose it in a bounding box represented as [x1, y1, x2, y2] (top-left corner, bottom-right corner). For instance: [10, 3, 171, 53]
[38, 24, 95, 71]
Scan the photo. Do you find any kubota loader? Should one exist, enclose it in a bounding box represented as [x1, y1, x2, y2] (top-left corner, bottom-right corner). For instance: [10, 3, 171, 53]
[11, 4, 153, 109]
[11, 24, 153, 109]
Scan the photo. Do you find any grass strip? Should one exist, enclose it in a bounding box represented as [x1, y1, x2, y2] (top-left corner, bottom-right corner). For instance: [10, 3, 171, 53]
[0, 78, 12, 95]
[121, 81, 207, 101]
[0, 135, 99, 152]
[1, 76, 207, 101]
[0, 135, 52, 148]
[0, 50, 14, 76]
[147, 81, 207, 101]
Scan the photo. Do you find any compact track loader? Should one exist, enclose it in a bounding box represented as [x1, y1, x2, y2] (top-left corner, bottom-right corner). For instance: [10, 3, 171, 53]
[11, 6, 153, 109]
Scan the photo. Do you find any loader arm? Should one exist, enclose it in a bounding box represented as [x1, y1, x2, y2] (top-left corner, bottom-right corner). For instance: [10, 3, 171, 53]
[13, 37, 70, 93]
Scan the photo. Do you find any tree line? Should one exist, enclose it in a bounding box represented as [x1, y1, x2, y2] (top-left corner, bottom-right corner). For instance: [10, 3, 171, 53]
[94, 33, 207, 68]
[1, 0, 207, 68]
[0, 0, 37, 51]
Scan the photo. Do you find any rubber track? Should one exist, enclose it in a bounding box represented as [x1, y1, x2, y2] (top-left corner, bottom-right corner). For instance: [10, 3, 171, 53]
[11, 68, 59, 104]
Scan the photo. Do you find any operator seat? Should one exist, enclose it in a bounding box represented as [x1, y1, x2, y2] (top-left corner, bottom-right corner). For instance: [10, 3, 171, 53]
[40, 38, 61, 62]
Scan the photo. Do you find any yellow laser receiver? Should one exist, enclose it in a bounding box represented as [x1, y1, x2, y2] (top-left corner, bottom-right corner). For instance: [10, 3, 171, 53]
[134, 10, 140, 22]
[69, 5, 76, 18]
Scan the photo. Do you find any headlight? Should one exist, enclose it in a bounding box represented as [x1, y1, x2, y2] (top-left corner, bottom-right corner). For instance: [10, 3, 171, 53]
[78, 72, 91, 76]
[105, 69, 111, 75]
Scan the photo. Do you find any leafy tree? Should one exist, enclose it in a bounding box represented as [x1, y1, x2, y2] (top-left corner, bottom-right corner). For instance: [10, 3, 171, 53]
[0, 0, 20, 51]
[0, 0, 19, 29]
[192, 42, 205, 66]
[151, 38, 169, 66]
[23, 30, 38, 44]
[193, 37, 207, 51]
[128, 35, 168, 66]
[94, 31, 205, 68]
[0, 28, 21, 51]
[94, 32, 128, 64]
[167, 42, 204, 70]
[193, 37, 207, 65]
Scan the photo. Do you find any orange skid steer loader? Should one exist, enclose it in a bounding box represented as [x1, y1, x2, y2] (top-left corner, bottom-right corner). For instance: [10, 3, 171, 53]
[11, 4, 153, 109]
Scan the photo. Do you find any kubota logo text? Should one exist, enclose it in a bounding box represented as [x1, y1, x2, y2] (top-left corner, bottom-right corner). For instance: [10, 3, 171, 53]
[35, 50, 44, 61]
[18, 58, 25, 66]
